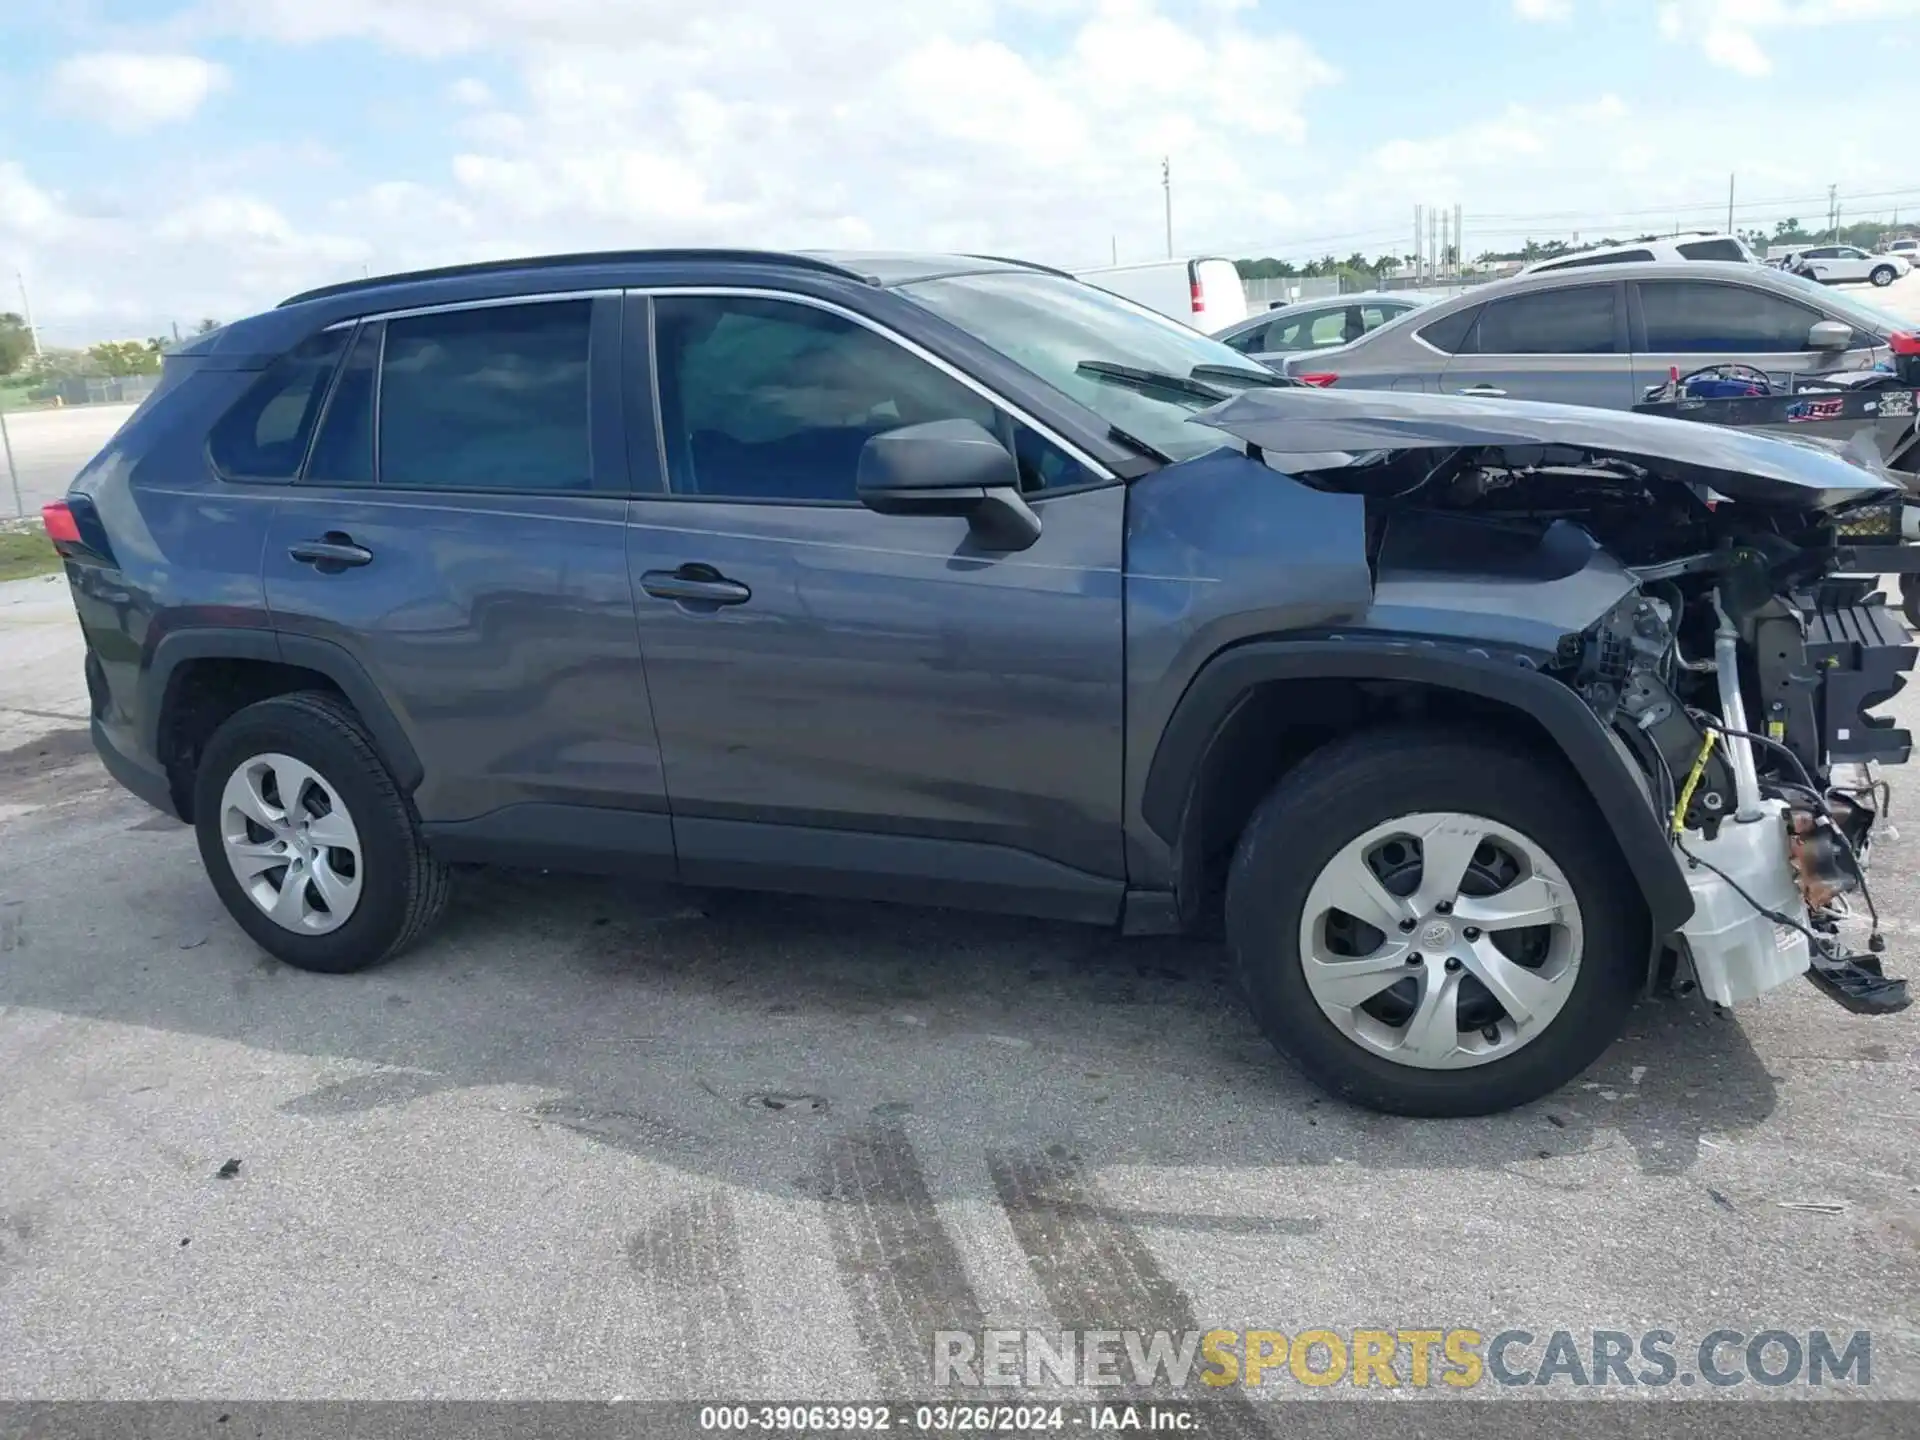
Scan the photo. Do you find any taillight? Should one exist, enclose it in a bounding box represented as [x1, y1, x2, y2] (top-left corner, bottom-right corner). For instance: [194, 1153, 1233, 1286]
[1890, 330, 1920, 356]
[1297, 373, 1338, 388]
[1190, 278, 1205, 315]
[42, 501, 81, 545]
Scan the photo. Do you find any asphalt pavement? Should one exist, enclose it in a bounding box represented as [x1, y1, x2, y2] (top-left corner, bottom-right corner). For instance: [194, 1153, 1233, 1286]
[0, 577, 1916, 1408]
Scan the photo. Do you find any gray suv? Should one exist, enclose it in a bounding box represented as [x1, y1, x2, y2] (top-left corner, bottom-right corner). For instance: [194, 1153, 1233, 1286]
[46, 249, 1914, 1117]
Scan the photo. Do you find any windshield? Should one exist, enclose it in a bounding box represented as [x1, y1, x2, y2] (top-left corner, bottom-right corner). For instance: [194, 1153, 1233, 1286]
[898, 269, 1268, 461]
[1775, 271, 1910, 336]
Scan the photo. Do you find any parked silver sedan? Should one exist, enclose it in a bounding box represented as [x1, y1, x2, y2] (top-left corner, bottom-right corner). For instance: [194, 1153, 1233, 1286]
[1215, 290, 1439, 367]
[1269, 260, 1916, 468]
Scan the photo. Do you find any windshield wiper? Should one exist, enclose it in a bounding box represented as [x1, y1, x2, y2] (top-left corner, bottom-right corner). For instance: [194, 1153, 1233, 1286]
[1075, 360, 1230, 404]
[1189, 363, 1296, 388]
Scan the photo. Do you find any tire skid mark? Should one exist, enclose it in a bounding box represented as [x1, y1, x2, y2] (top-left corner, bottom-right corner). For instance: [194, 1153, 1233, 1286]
[989, 1147, 1273, 1437]
[820, 1124, 987, 1397]
[628, 1190, 761, 1392]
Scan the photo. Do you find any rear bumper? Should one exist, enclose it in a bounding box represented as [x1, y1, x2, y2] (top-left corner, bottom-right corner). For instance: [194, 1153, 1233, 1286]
[92, 716, 177, 818]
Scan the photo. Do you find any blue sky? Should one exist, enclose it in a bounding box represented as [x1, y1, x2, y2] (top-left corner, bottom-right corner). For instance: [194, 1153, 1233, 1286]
[3, 0, 1917, 344]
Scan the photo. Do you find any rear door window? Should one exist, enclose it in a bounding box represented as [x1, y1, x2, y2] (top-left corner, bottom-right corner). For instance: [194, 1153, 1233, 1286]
[1676, 238, 1747, 262]
[377, 300, 594, 491]
[1636, 281, 1821, 353]
[209, 329, 348, 478]
[1472, 285, 1618, 354]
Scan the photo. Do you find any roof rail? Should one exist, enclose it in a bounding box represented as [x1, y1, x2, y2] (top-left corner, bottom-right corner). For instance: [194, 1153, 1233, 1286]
[276, 248, 869, 309]
[962, 253, 1078, 279]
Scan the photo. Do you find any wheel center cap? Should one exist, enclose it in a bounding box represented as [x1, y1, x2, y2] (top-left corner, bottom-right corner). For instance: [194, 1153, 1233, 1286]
[1421, 919, 1455, 949]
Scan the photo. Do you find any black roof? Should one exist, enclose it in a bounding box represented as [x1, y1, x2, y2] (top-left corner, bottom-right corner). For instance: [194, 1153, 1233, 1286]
[277, 247, 1063, 309]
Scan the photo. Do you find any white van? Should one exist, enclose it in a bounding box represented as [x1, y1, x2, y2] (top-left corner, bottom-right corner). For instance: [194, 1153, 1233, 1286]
[1071, 257, 1250, 334]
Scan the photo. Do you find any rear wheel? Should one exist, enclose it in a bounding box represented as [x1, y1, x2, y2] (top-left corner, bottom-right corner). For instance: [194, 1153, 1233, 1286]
[194, 691, 449, 973]
[1225, 729, 1643, 1116]
[1871, 265, 1898, 287]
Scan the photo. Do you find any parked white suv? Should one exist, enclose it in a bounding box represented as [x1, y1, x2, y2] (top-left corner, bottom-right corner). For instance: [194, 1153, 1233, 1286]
[1790, 245, 1909, 288]
[1520, 233, 1755, 276]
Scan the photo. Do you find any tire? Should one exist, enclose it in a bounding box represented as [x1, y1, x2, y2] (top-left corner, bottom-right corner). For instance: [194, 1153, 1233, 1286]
[1224, 728, 1644, 1117]
[1872, 266, 1897, 288]
[193, 690, 450, 973]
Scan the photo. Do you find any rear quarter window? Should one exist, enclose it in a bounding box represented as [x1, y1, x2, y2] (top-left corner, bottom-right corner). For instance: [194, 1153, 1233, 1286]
[207, 330, 349, 478]
[1416, 305, 1479, 354]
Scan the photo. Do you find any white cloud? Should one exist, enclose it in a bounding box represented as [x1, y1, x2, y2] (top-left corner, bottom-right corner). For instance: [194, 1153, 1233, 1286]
[45, 52, 229, 132]
[11, 0, 1918, 339]
[1514, 0, 1574, 21]
[1656, 0, 1914, 77]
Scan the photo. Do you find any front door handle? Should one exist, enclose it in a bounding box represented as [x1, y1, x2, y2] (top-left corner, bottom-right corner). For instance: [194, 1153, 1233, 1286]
[289, 533, 374, 569]
[1455, 384, 1507, 398]
[641, 564, 751, 606]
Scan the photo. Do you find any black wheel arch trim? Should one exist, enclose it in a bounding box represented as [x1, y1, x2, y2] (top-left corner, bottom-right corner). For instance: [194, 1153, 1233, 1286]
[1141, 637, 1695, 934]
[143, 627, 425, 793]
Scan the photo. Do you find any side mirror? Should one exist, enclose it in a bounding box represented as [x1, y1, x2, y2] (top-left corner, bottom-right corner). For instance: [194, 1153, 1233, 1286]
[1809, 319, 1853, 351]
[856, 418, 1042, 552]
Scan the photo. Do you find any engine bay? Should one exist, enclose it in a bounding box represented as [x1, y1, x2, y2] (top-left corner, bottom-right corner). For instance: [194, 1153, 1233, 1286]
[1314, 441, 1916, 1015]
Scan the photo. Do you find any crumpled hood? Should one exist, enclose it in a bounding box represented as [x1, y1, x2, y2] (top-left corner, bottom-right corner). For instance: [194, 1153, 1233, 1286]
[1195, 386, 1901, 510]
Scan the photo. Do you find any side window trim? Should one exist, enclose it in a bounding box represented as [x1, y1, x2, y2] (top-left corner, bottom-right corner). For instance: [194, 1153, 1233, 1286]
[628, 284, 1116, 492]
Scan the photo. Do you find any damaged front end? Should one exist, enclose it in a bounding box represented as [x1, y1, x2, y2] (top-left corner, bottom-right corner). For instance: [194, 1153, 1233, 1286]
[1201, 388, 1917, 1016]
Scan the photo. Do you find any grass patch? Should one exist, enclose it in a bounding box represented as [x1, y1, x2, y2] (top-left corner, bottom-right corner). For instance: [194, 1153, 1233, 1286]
[0, 528, 62, 582]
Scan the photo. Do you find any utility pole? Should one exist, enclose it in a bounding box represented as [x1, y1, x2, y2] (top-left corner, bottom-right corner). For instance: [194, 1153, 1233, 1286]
[1429, 209, 1439, 284]
[15, 271, 41, 358]
[0, 404, 20, 518]
[1727, 173, 1735, 235]
[1439, 210, 1451, 281]
[1829, 183, 1839, 240]
[1413, 205, 1424, 282]
[1454, 203, 1463, 277]
[1161, 157, 1172, 260]
[1110, 235, 1117, 265]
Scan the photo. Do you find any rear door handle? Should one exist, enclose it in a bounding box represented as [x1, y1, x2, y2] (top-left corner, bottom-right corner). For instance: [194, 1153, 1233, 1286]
[1455, 385, 1507, 398]
[641, 565, 751, 606]
[288, 534, 374, 569]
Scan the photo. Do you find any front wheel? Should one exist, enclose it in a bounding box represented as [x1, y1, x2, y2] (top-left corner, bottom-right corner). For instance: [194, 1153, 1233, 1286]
[1872, 265, 1898, 287]
[1225, 730, 1644, 1116]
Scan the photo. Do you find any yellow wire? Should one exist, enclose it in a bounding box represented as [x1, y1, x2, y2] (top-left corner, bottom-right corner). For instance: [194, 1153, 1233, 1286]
[1672, 730, 1720, 836]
